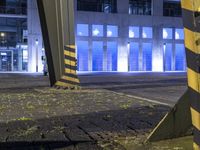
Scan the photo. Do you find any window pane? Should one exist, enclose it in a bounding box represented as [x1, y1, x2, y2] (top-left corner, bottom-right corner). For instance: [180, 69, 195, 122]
[92, 25, 103, 37]
[129, 0, 152, 15]
[107, 42, 118, 71]
[142, 43, 152, 71]
[142, 27, 152, 38]
[0, 51, 12, 71]
[77, 41, 89, 71]
[163, 28, 172, 39]
[129, 42, 139, 71]
[163, 43, 173, 71]
[163, 1, 182, 17]
[77, 0, 117, 13]
[175, 28, 184, 40]
[129, 26, 139, 38]
[107, 25, 118, 37]
[175, 44, 186, 71]
[77, 24, 89, 36]
[92, 41, 103, 71]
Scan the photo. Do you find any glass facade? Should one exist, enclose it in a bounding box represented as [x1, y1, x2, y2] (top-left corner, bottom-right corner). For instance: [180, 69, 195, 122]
[0, 0, 27, 72]
[129, 42, 139, 71]
[92, 25, 104, 37]
[77, 0, 117, 13]
[107, 25, 118, 37]
[77, 24, 89, 36]
[77, 41, 89, 71]
[129, 0, 152, 15]
[175, 44, 186, 71]
[107, 42, 118, 71]
[0, 51, 12, 71]
[163, 43, 173, 71]
[163, 28, 173, 39]
[163, 0, 182, 17]
[162, 27, 185, 72]
[92, 41, 103, 71]
[175, 28, 184, 40]
[142, 43, 152, 71]
[129, 26, 139, 38]
[0, 0, 27, 15]
[0, 0, 186, 73]
[142, 27, 152, 38]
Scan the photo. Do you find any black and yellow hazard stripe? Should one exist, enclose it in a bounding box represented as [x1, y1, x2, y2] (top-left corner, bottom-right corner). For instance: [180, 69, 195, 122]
[55, 45, 80, 89]
[181, 0, 200, 149]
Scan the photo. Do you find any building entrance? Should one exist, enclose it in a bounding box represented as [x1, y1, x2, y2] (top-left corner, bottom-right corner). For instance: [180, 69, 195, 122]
[0, 51, 12, 71]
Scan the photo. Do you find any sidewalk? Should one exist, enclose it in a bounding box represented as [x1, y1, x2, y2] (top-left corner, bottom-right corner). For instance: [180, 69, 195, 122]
[0, 87, 171, 149]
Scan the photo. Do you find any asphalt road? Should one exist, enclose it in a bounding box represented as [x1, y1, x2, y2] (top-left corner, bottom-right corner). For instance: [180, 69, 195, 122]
[0, 72, 187, 106]
[79, 72, 187, 106]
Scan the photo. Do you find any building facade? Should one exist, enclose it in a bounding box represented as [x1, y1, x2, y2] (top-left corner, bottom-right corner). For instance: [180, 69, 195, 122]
[0, 0, 28, 72]
[0, 0, 43, 72]
[75, 0, 185, 72]
[0, 0, 185, 73]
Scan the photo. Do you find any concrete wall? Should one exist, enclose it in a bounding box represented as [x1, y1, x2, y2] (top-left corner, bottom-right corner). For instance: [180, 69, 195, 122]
[27, 0, 43, 72]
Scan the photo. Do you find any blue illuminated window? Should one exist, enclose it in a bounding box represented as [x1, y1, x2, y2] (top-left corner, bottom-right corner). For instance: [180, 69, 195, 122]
[92, 25, 103, 37]
[129, 26, 139, 38]
[129, 42, 139, 71]
[163, 43, 173, 71]
[77, 24, 89, 36]
[107, 42, 118, 71]
[142, 27, 152, 38]
[77, 41, 89, 71]
[142, 43, 152, 71]
[175, 28, 184, 40]
[92, 41, 103, 71]
[107, 25, 118, 37]
[175, 44, 186, 71]
[163, 28, 172, 39]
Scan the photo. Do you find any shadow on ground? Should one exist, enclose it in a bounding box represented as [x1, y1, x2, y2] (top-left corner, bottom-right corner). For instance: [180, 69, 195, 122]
[0, 105, 169, 150]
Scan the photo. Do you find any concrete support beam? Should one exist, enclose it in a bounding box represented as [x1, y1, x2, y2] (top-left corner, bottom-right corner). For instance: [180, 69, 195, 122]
[37, 0, 79, 88]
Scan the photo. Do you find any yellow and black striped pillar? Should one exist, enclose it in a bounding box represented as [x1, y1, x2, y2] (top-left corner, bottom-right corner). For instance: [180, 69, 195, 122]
[55, 45, 80, 89]
[37, 0, 80, 89]
[181, 0, 200, 149]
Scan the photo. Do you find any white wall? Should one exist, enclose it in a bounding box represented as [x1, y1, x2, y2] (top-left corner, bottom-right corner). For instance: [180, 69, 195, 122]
[27, 0, 43, 72]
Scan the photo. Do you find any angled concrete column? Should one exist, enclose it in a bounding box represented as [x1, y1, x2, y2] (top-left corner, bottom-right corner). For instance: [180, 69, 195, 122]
[37, 0, 79, 88]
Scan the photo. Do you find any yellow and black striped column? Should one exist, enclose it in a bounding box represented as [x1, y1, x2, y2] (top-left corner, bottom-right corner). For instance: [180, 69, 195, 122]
[37, 0, 80, 89]
[55, 45, 80, 89]
[181, 0, 200, 149]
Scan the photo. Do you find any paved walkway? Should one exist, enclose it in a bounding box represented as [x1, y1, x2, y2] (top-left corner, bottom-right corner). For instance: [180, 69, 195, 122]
[0, 73, 189, 149]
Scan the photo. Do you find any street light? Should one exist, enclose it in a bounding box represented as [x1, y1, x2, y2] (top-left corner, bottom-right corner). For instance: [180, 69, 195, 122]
[1, 33, 5, 37]
[1, 33, 5, 47]
[35, 39, 39, 72]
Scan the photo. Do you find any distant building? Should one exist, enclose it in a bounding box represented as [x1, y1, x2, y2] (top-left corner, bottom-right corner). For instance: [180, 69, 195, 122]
[0, 0, 185, 73]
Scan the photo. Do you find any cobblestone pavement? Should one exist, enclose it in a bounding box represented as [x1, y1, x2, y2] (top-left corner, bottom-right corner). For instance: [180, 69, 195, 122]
[0, 73, 188, 149]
